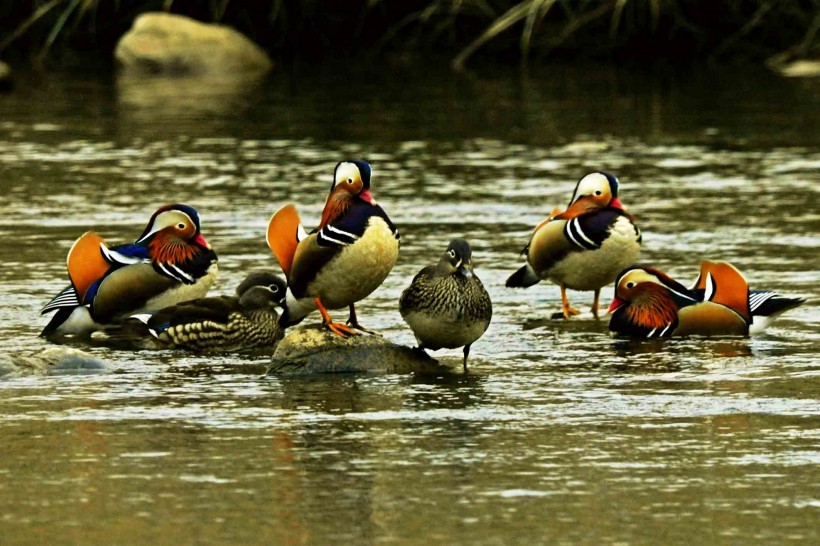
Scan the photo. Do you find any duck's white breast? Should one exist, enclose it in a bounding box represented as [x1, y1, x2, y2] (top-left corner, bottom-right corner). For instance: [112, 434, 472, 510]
[309, 217, 399, 309]
[548, 216, 640, 291]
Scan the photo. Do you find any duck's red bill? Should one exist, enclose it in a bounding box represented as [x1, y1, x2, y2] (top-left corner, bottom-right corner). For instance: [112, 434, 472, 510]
[607, 297, 626, 314]
[359, 189, 374, 204]
[193, 233, 211, 249]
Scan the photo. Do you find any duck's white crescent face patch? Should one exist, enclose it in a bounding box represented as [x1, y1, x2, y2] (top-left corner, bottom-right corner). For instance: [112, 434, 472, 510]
[138, 210, 195, 243]
[571, 172, 612, 204]
[334, 162, 361, 188]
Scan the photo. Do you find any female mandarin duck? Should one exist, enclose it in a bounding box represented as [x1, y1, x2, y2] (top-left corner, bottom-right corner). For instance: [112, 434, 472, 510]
[506, 172, 641, 319]
[132, 271, 288, 353]
[41, 204, 218, 338]
[608, 260, 805, 338]
[399, 239, 492, 371]
[266, 160, 400, 337]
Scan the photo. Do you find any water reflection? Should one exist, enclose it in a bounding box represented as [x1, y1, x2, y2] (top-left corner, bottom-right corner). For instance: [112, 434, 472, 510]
[116, 70, 267, 128]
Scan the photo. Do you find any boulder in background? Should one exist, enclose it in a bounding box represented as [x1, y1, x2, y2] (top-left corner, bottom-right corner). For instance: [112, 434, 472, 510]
[115, 12, 272, 76]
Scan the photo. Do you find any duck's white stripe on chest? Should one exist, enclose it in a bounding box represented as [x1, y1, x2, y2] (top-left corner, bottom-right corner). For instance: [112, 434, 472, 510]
[326, 225, 360, 240]
[308, 217, 399, 309]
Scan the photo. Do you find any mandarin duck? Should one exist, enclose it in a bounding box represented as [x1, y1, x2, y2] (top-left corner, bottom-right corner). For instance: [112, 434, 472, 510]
[129, 271, 288, 353]
[608, 260, 805, 338]
[399, 239, 492, 371]
[266, 160, 400, 337]
[41, 204, 218, 338]
[506, 172, 641, 319]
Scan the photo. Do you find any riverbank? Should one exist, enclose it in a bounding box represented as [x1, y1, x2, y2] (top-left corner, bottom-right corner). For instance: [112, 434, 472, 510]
[0, 1, 816, 71]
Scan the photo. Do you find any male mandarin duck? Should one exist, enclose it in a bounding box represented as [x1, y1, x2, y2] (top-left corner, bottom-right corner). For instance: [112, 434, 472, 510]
[41, 204, 218, 338]
[608, 260, 805, 338]
[506, 172, 641, 319]
[130, 271, 288, 353]
[266, 160, 400, 337]
[399, 239, 492, 371]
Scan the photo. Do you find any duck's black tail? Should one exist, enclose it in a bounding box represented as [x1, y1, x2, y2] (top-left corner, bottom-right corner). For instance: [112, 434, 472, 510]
[506, 264, 541, 288]
[750, 291, 805, 318]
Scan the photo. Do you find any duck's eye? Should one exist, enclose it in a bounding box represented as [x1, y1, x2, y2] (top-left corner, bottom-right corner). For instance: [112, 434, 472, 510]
[595, 191, 602, 196]
[626, 282, 635, 289]
[347, 178, 354, 184]
[448, 249, 456, 259]
[269, 285, 279, 293]
[177, 223, 186, 229]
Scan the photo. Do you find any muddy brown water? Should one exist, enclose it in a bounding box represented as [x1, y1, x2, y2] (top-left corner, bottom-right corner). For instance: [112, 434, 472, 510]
[0, 61, 817, 545]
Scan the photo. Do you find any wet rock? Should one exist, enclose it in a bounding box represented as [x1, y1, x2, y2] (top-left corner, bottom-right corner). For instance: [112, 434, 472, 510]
[115, 12, 272, 76]
[270, 325, 452, 375]
[6, 347, 111, 376]
[0, 60, 12, 92]
[0, 355, 18, 377]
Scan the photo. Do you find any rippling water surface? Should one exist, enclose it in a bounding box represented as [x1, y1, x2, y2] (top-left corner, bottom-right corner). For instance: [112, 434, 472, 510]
[0, 62, 817, 545]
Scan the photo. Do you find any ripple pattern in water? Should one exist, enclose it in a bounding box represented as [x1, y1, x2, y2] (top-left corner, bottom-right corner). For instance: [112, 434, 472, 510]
[0, 65, 817, 546]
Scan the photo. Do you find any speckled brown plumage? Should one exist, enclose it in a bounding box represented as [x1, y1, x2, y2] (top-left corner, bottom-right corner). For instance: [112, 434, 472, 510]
[399, 239, 492, 370]
[146, 271, 287, 353]
[155, 306, 283, 352]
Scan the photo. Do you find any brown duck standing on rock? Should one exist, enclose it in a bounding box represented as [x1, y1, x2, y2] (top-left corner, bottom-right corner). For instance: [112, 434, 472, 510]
[399, 239, 492, 371]
[267, 160, 400, 337]
[506, 172, 641, 319]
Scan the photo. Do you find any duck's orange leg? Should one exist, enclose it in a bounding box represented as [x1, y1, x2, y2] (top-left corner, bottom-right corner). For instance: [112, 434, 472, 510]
[347, 304, 379, 335]
[315, 298, 359, 337]
[590, 288, 601, 318]
[561, 283, 581, 319]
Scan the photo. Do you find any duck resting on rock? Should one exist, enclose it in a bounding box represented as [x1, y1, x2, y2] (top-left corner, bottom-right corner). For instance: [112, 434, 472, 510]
[41, 204, 218, 339]
[608, 260, 805, 338]
[506, 172, 641, 319]
[399, 239, 492, 371]
[266, 160, 400, 337]
[125, 271, 289, 353]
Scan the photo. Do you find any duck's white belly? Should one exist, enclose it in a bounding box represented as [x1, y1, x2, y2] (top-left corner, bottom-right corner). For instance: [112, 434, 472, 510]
[52, 306, 101, 336]
[137, 263, 218, 314]
[309, 218, 399, 309]
[547, 217, 640, 291]
[403, 311, 488, 350]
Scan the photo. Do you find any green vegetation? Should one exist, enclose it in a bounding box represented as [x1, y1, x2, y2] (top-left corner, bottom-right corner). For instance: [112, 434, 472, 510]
[0, 0, 817, 68]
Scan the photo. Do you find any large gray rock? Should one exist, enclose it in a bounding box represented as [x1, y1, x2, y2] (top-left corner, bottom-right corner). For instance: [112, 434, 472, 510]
[115, 12, 272, 75]
[270, 325, 452, 375]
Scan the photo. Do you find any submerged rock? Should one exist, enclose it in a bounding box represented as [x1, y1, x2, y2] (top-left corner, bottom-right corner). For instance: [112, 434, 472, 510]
[0, 355, 17, 377]
[2, 347, 111, 376]
[270, 325, 452, 375]
[115, 12, 272, 76]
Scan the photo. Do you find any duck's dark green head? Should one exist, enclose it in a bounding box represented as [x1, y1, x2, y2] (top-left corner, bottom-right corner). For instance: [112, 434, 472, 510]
[438, 238, 473, 277]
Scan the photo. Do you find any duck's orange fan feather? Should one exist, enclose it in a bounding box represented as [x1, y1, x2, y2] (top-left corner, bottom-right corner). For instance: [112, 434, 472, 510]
[66, 231, 111, 302]
[266, 204, 302, 279]
[694, 260, 750, 323]
[533, 206, 564, 232]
